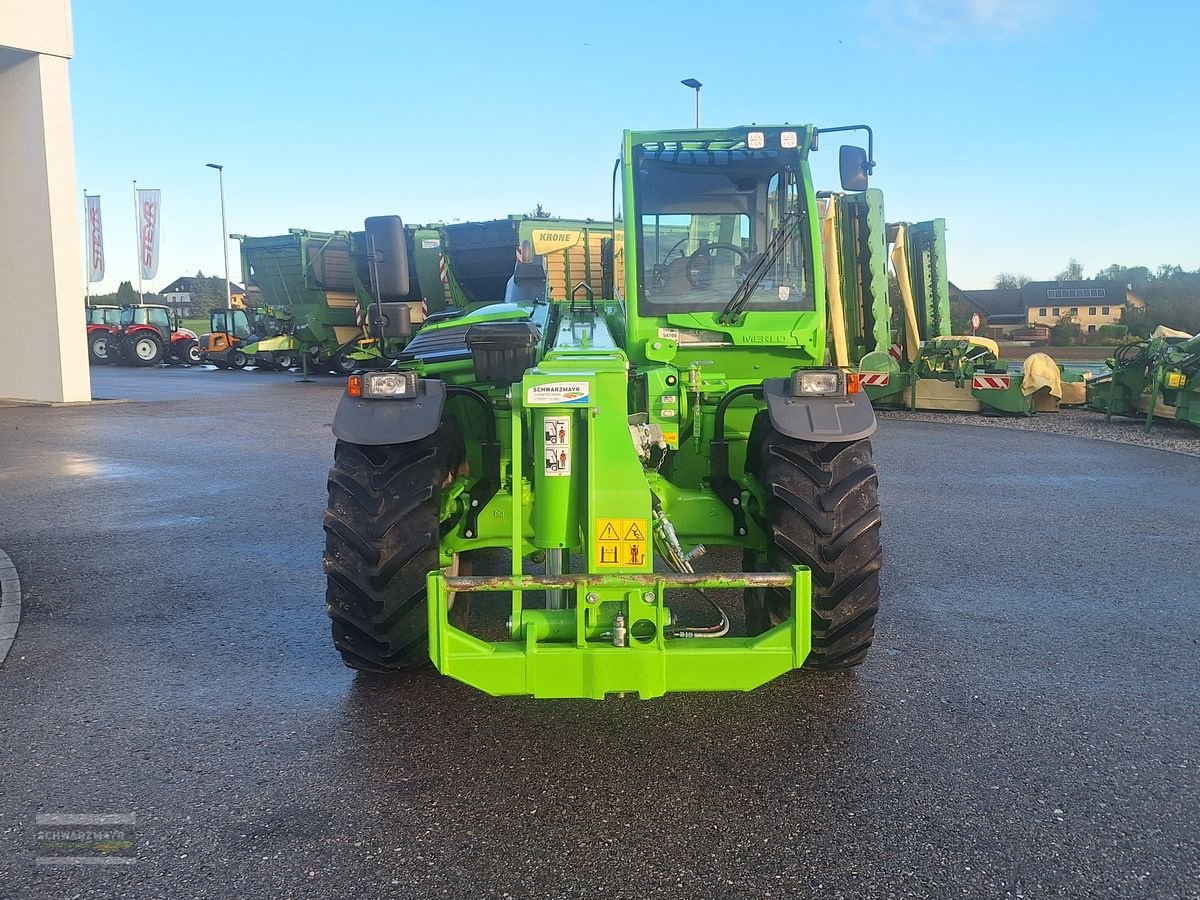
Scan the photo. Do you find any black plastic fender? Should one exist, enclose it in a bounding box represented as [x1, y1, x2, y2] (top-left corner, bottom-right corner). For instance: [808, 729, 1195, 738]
[761, 377, 876, 442]
[331, 378, 446, 446]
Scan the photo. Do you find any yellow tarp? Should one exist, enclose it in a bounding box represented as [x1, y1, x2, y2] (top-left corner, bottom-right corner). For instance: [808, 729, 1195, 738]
[1151, 324, 1194, 340]
[1022, 352, 1062, 399]
[943, 335, 1000, 358]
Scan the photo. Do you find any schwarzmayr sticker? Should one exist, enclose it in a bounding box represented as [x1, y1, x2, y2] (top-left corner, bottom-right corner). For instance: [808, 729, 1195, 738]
[526, 381, 589, 405]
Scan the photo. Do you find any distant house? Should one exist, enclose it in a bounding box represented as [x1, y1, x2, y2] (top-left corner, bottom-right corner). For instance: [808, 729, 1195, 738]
[950, 284, 1025, 339]
[159, 277, 246, 316]
[956, 281, 1146, 338]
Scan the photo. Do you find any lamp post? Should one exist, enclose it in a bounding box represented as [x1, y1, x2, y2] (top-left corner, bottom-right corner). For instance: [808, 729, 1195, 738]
[205, 163, 233, 310]
[681, 78, 702, 128]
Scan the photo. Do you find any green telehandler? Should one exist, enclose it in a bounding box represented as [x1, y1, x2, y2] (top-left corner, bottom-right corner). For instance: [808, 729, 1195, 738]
[323, 123, 883, 699]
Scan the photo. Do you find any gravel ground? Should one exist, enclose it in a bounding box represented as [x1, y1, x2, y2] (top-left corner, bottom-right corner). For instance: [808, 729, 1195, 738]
[877, 406, 1200, 458]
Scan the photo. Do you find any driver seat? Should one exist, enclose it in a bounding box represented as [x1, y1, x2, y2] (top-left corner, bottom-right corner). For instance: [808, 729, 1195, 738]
[657, 257, 693, 296]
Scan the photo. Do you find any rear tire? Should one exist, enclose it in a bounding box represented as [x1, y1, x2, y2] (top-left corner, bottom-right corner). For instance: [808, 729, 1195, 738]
[275, 352, 295, 370]
[322, 425, 463, 672]
[335, 348, 359, 374]
[88, 333, 111, 365]
[229, 350, 248, 369]
[129, 333, 164, 367]
[746, 419, 882, 670]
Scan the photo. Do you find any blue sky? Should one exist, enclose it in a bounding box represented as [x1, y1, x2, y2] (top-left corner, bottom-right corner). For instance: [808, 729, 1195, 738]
[73, 0, 1200, 295]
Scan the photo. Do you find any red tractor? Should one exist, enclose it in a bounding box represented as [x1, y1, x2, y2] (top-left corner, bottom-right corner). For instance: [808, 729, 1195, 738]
[85, 305, 123, 365]
[92, 305, 201, 367]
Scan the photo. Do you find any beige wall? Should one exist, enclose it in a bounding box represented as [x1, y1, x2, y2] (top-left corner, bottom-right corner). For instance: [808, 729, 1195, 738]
[0, 47, 90, 401]
[1026, 289, 1143, 332]
[0, 0, 73, 57]
[1027, 302, 1125, 330]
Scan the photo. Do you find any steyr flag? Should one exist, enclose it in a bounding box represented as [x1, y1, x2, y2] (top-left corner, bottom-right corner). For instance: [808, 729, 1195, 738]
[137, 189, 161, 280]
[85, 195, 104, 282]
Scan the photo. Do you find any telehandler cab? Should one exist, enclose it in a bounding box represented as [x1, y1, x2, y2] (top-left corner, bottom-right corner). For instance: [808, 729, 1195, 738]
[323, 124, 883, 699]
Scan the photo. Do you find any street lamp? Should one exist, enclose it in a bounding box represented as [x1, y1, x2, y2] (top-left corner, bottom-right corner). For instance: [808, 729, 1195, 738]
[205, 162, 233, 310]
[681, 78, 702, 128]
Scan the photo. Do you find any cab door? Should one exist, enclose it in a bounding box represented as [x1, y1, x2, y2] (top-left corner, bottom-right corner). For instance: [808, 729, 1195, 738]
[148, 307, 172, 342]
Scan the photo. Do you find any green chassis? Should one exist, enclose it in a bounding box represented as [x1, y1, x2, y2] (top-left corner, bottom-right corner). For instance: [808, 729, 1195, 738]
[328, 124, 882, 699]
[410, 304, 816, 700]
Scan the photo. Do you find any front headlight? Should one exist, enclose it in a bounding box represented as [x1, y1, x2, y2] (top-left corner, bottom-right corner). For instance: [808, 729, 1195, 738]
[348, 370, 420, 399]
[793, 371, 842, 396]
[365, 371, 419, 398]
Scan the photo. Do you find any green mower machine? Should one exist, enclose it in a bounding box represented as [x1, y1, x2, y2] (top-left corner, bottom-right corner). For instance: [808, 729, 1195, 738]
[323, 123, 884, 699]
[1089, 328, 1200, 431]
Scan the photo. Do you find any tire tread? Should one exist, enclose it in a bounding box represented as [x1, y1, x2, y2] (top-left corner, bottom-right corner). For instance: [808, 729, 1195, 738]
[748, 418, 882, 671]
[321, 427, 459, 672]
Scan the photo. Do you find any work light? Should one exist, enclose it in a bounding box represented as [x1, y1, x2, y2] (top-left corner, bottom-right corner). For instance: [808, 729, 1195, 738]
[792, 371, 841, 396]
[365, 371, 419, 398]
[348, 370, 420, 398]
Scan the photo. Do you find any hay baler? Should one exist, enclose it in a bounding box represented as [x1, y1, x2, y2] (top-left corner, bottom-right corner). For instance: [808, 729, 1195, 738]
[323, 124, 884, 699]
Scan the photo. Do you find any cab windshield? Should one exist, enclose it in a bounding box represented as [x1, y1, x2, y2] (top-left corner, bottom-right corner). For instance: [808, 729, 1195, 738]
[634, 146, 813, 315]
[212, 309, 252, 339]
[87, 308, 120, 326]
[119, 307, 171, 331]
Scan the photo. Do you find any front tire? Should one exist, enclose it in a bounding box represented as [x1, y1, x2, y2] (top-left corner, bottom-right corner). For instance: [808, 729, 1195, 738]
[229, 350, 248, 369]
[322, 426, 462, 672]
[746, 421, 882, 670]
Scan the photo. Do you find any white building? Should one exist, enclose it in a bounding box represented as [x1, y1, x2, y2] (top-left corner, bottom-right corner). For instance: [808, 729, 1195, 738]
[0, 1, 88, 402]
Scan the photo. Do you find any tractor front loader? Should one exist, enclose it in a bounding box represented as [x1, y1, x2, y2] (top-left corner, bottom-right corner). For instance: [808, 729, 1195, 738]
[323, 124, 884, 699]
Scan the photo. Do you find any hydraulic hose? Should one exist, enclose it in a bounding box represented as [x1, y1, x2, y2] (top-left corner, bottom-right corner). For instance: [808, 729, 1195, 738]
[651, 504, 730, 639]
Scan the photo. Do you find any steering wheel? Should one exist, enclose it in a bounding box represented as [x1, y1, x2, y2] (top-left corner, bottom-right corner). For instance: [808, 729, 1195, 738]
[685, 242, 750, 288]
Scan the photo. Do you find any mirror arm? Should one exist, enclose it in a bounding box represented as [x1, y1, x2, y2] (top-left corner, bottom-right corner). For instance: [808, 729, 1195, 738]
[814, 123, 876, 174]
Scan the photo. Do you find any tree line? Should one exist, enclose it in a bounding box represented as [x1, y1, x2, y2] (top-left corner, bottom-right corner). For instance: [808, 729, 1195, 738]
[84, 272, 231, 316]
[993, 260, 1200, 337]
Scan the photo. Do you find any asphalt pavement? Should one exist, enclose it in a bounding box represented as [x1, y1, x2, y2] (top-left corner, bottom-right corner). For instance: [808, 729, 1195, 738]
[0, 365, 1196, 899]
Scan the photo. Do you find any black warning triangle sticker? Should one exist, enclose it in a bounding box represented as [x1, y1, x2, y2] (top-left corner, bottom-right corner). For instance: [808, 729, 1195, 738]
[624, 521, 645, 541]
[598, 522, 620, 541]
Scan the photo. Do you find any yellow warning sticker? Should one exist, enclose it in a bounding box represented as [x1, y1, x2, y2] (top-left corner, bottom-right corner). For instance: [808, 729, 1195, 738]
[594, 518, 649, 568]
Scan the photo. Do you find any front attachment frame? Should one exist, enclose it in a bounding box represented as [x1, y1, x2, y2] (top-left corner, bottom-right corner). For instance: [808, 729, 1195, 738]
[426, 568, 811, 699]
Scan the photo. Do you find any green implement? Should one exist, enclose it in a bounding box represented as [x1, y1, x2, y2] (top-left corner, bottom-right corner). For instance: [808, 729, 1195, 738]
[1089, 327, 1200, 431]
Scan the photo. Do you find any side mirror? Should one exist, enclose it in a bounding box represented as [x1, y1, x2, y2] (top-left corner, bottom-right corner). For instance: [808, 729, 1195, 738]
[364, 216, 410, 300]
[839, 145, 870, 192]
[368, 302, 412, 339]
